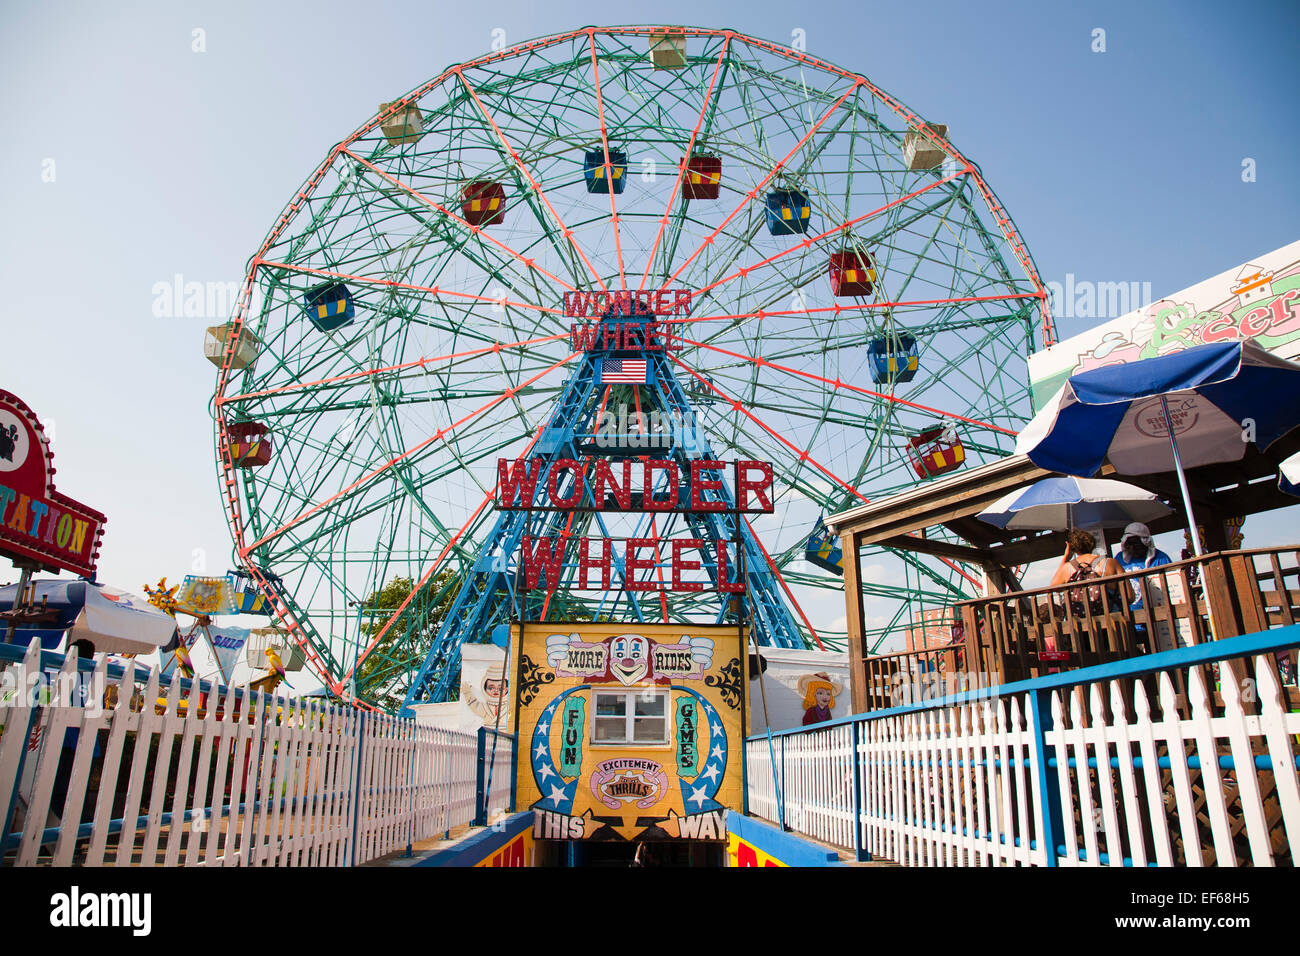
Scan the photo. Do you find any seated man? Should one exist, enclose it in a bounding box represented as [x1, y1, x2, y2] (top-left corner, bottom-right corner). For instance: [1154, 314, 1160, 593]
[1116, 522, 1172, 595]
[1115, 522, 1173, 647]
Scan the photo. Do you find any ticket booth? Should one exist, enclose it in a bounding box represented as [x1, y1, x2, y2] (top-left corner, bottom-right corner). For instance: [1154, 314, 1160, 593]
[512, 622, 746, 865]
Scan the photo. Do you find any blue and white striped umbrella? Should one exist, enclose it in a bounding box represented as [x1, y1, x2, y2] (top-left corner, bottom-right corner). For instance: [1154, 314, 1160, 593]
[978, 476, 1171, 532]
[1016, 341, 1300, 555]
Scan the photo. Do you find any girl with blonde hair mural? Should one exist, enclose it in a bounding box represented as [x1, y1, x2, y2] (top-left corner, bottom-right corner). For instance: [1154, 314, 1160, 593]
[798, 672, 843, 726]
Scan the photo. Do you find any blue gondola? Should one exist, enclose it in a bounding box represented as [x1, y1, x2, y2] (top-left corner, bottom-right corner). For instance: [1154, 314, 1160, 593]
[764, 188, 811, 235]
[228, 571, 273, 615]
[584, 149, 627, 194]
[303, 282, 355, 332]
[804, 516, 844, 575]
[867, 334, 920, 384]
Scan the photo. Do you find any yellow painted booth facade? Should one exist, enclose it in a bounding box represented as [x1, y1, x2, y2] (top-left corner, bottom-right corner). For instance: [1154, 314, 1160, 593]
[512, 622, 746, 844]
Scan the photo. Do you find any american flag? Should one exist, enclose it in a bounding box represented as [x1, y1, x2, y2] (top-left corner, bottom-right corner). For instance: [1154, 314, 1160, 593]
[600, 358, 648, 384]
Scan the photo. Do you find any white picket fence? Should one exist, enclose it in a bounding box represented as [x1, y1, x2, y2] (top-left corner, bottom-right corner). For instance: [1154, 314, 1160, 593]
[746, 629, 1300, 866]
[0, 640, 508, 866]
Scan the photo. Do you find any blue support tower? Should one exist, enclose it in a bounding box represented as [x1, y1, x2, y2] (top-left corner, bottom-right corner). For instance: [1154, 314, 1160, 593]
[400, 303, 806, 715]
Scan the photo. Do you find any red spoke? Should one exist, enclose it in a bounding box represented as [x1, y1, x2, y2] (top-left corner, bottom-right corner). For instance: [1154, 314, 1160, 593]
[657, 291, 1047, 329]
[683, 166, 972, 301]
[674, 348, 1005, 593]
[672, 333, 1017, 436]
[344, 486, 496, 684]
[588, 32, 628, 291]
[258, 259, 561, 318]
[219, 331, 569, 406]
[667, 353, 869, 505]
[241, 351, 577, 554]
[340, 147, 578, 293]
[637, 38, 731, 291]
[656, 82, 860, 293]
[456, 69, 609, 292]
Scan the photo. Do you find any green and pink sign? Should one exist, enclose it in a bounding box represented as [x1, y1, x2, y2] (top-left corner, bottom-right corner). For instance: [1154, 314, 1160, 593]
[1028, 240, 1300, 409]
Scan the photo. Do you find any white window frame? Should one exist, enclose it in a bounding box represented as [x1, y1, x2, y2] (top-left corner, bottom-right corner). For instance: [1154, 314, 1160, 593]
[590, 688, 670, 746]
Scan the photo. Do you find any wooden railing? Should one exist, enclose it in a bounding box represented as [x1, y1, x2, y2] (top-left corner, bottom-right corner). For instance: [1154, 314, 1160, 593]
[954, 547, 1300, 688]
[861, 644, 966, 712]
[855, 547, 1300, 712]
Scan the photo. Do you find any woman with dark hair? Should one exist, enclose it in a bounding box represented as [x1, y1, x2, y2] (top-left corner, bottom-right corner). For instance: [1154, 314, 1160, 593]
[1049, 528, 1129, 610]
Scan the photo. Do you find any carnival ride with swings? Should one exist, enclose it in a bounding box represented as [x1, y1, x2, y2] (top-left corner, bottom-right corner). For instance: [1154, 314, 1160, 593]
[144, 573, 304, 702]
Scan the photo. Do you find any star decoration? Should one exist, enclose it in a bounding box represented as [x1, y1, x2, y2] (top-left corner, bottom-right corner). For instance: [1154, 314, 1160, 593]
[710, 744, 725, 762]
[700, 763, 721, 783]
[534, 741, 548, 759]
[537, 763, 555, 782]
[547, 784, 568, 807]
[687, 784, 708, 808]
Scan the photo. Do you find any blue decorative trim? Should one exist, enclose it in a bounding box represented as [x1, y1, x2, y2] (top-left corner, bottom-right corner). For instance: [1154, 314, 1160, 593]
[414, 811, 533, 867]
[726, 810, 843, 866]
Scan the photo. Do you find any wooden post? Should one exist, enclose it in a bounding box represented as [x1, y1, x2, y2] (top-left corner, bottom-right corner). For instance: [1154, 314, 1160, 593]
[1202, 552, 1242, 639]
[959, 603, 981, 689]
[1227, 552, 1268, 634]
[842, 530, 870, 713]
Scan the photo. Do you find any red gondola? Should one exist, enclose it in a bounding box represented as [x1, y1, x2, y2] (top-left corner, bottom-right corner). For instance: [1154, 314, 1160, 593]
[461, 181, 506, 226]
[228, 422, 272, 468]
[682, 155, 721, 200]
[828, 250, 875, 296]
[905, 424, 964, 479]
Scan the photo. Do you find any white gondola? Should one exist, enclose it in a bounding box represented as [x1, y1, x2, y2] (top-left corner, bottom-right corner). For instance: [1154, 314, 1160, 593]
[246, 627, 307, 672]
[203, 323, 261, 370]
[378, 100, 425, 146]
[902, 123, 949, 170]
[649, 32, 688, 70]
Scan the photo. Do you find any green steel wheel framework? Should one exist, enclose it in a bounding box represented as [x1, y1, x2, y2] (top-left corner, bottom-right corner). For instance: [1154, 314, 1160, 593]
[210, 26, 1054, 711]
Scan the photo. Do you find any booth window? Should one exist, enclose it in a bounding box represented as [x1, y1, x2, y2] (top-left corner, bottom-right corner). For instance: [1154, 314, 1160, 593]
[592, 690, 668, 744]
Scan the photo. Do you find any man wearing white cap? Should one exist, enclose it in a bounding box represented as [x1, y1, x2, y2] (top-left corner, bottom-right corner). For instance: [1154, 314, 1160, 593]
[1116, 522, 1172, 618]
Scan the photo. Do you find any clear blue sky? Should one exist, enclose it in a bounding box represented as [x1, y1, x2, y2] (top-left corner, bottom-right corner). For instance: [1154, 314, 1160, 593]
[1, 1, 1297, 671]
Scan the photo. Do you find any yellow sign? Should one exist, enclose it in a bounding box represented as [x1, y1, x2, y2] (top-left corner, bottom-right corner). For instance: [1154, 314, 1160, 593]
[513, 622, 746, 842]
[473, 829, 534, 867]
[726, 832, 788, 867]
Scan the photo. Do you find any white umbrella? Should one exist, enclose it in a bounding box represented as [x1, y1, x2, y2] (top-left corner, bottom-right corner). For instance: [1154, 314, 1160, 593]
[66, 583, 178, 655]
[978, 476, 1172, 532]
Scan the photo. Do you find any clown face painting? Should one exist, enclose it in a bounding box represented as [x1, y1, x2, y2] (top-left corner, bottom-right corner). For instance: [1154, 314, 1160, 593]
[609, 634, 650, 685]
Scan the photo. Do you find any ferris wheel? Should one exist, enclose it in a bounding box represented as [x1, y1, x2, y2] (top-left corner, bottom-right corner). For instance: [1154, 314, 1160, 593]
[208, 26, 1052, 711]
